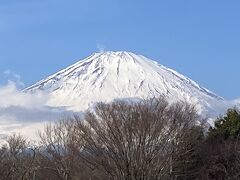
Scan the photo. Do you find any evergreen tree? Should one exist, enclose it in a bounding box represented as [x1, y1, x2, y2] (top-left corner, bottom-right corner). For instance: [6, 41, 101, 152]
[200, 108, 240, 179]
[208, 108, 240, 140]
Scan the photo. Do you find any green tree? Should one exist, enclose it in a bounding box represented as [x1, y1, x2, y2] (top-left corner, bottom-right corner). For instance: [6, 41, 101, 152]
[208, 108, 240, 140]
[199, 108, 240, 179]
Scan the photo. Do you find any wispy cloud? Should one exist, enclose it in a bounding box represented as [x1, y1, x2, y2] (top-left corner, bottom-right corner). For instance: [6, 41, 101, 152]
[96, 43, 106, 53]
[3, 70, 25, 88]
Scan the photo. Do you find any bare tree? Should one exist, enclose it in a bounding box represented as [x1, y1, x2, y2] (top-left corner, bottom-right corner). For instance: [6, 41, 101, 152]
[38, 119, 81, 180]
[0, 134, 38, 180]
[75, 98, 204, 180]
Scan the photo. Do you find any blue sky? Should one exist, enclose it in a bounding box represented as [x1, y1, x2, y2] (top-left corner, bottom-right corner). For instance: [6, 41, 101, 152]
[0, 0, 239, 99]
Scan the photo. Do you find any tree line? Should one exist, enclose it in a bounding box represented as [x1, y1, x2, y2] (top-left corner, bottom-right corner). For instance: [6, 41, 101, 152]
[0, 98, 240, 180]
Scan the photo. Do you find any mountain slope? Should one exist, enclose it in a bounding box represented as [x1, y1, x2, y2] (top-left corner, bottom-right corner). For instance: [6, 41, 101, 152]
[25, 51, 226, 117]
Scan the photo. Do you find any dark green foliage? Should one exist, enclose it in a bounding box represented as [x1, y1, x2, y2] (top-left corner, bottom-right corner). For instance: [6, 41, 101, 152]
[208, 108, 240, 140]
[199, 108, 240, 180]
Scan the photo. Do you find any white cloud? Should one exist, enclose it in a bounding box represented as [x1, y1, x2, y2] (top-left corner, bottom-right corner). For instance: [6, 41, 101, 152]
[0, 81, 73, 142]
[0, 82, 47, 108]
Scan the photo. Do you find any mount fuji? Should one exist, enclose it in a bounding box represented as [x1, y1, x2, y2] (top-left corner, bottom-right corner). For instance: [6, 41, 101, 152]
[25, 51, 232, 119]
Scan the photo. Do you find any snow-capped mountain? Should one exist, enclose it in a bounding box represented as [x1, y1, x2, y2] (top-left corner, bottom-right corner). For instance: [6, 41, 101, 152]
[25, 51, 228, 117]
